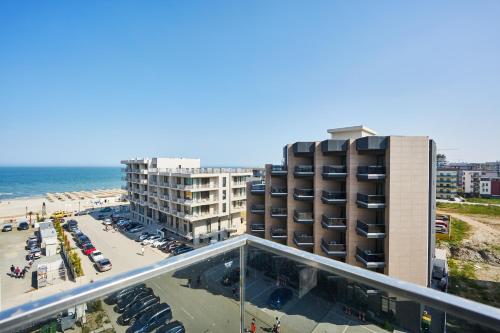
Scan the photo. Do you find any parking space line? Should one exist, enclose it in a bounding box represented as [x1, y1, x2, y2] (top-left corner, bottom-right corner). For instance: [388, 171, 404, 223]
[181, 306, 195, 320]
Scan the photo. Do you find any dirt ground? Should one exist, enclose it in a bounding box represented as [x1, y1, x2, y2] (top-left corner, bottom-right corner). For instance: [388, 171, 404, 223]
[437, 209, 500, 306]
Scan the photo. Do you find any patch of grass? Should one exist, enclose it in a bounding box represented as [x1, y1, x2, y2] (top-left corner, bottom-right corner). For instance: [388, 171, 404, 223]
[465, 197, 500, 205]
[438, 217, 471, 246]
[437, 202, 500, 217]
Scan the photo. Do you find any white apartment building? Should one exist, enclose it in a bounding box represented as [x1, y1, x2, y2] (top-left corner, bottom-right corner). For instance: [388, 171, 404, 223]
[121, 157, 252, 245]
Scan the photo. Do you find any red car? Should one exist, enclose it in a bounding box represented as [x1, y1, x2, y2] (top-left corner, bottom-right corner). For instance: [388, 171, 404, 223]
[82, 243, 96, 255]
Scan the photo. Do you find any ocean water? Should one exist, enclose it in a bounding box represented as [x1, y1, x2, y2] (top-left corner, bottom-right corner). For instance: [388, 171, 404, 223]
[0, 167, 122, 200]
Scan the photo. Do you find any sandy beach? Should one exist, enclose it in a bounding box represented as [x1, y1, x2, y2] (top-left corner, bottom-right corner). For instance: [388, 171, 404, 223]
[0, 188, 126, 220]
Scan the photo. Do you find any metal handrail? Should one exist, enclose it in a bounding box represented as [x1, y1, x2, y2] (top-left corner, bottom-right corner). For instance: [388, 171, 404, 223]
[0, 235, 499, 332]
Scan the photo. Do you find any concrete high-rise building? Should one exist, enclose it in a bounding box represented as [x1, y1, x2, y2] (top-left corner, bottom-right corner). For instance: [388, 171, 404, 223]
[246, 126, 436, 287]
[121, 157, 252, 245]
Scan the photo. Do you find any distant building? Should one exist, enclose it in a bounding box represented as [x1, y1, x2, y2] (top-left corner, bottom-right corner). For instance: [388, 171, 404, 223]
[436, 154, 447, 168]
[462, 170, 499, 197]
[121, 157, 253, 245]
[479, 177, 500, 198]
[436, 170, 458, 199]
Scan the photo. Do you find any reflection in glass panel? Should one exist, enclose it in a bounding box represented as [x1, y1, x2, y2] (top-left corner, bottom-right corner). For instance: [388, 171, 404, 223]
[244, 246, 445, 333]
[15, 249, 240, 333]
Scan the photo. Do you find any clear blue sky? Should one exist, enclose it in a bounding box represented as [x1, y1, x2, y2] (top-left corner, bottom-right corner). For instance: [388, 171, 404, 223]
[1, 1, 499, 167]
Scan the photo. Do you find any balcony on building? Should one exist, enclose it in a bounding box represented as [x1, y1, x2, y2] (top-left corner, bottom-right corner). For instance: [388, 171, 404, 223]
[357, 165, 386, 181]
[293, 188, 314, 201]
[292, 142, 315, 156]
[0, 234, 498, 333]
[320, 139, 348, 155]
[250, 183, 266, 195]
[293, 232, 314, 247]
[356, 136, 388, 154]
[270, 207, 287, 219]
[293, 210, 314, 224]
[321, 191, 347, 204]
[250, 224, 265, 233]
[294, 165, 314, 177]
[321, 215, 347, 230]
[356, 247, 385, 269]
[356, 193, 386, 209]
[322, 165, 347, 179]
[270, 165, 287, 176]
[250, 204, 265, 215]
[356, 220, 386, 238]
[270, 187, 287, 197]
[270, 226, 287, 239]
[320, 238, 347, 257]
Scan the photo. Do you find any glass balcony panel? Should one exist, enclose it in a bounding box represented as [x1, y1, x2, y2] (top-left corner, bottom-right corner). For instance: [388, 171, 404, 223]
[270, 207, 287, 218]
[322, 165, 348, 179]
[294, 165, 314, 177]
[271, 165, 288, 176]
[293, 188, 314, 201]
[271, 187, 287, 197]
[321, 191, 347, 204]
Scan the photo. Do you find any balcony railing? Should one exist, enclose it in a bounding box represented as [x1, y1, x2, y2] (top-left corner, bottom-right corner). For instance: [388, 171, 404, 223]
[355, 247, 385, 269]
[250, 224, 265, 232]
[357, 165, 386, 181]
[270, 226, 287, 239]
[293, 232, 314, 246]
[293, 211, 314, 224]
[270, 207, 287, 218]
[322, 165, 347, 179]
[356, 193, 386, 209]
[294, 165, 314, 177]
[250, 183, 265, 194]
[270, 165, 287, 176]
[320, 238, 347, 257]
[321, 215, 347, 230]
[0, 235, 498, 333]
[270, 187, 287, 197]
[250, 204, 265, 214]
[321, 191, 347, 204]
[293, 188, 314, 201]
[356, 220, 386, 238]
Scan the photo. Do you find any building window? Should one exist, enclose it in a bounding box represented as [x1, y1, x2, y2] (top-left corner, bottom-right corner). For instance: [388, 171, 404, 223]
[207, 221, 211, 233]
[223, 190, 226, 200]
[223, 177, 227, 187]
[223, 203, 226, 213]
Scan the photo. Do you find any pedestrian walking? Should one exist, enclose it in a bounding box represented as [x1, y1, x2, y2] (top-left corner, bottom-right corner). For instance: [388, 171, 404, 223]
[21, 268, 26, 279]
[10, 264, 14, 276]
[187, 278, 192, 288]
[250, 318, 256, 333]
[15, 266, 20, 278]
[141, 246, 145, 256]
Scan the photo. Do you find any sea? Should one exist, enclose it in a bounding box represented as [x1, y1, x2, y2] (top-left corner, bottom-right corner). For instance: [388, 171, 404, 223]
[0, 167, 122, 200]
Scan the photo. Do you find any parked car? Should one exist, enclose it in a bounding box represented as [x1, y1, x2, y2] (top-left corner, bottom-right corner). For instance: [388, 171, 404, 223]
[151, 238, 167, 247]
[2, 224, 12, 232]
[74, 210, 87, 216]
[28, 247, 42, 259]
[27, 240, 39, 251]
[136, 232, 151, 242]
[126, 303, 172, 333]
[82, 243, 97, 255]
[103, 219, 112, 226]
[17, 221, 29, 230]
[116, 288, 154, 313]
[105, 284, 146, 305]
[76, 235, 91, 246]
[268, 288, 293, 310]
[172, 246, 193, 256]
[117, 294, 160, 325]
[125, 223, 142, 232]
[100, 207, 112, 213]
[90, 250, 104, 262]
[96, 258, 112, 272]
[142, 236, 161, 245]
[221, 268, 241, 286]
[129, 225, 145, 233]
[156, 321, 185, 333]
[97, 214, 106, 220]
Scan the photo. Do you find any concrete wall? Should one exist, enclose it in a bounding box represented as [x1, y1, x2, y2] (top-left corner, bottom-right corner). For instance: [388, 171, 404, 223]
[386, 136, 430, 286]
